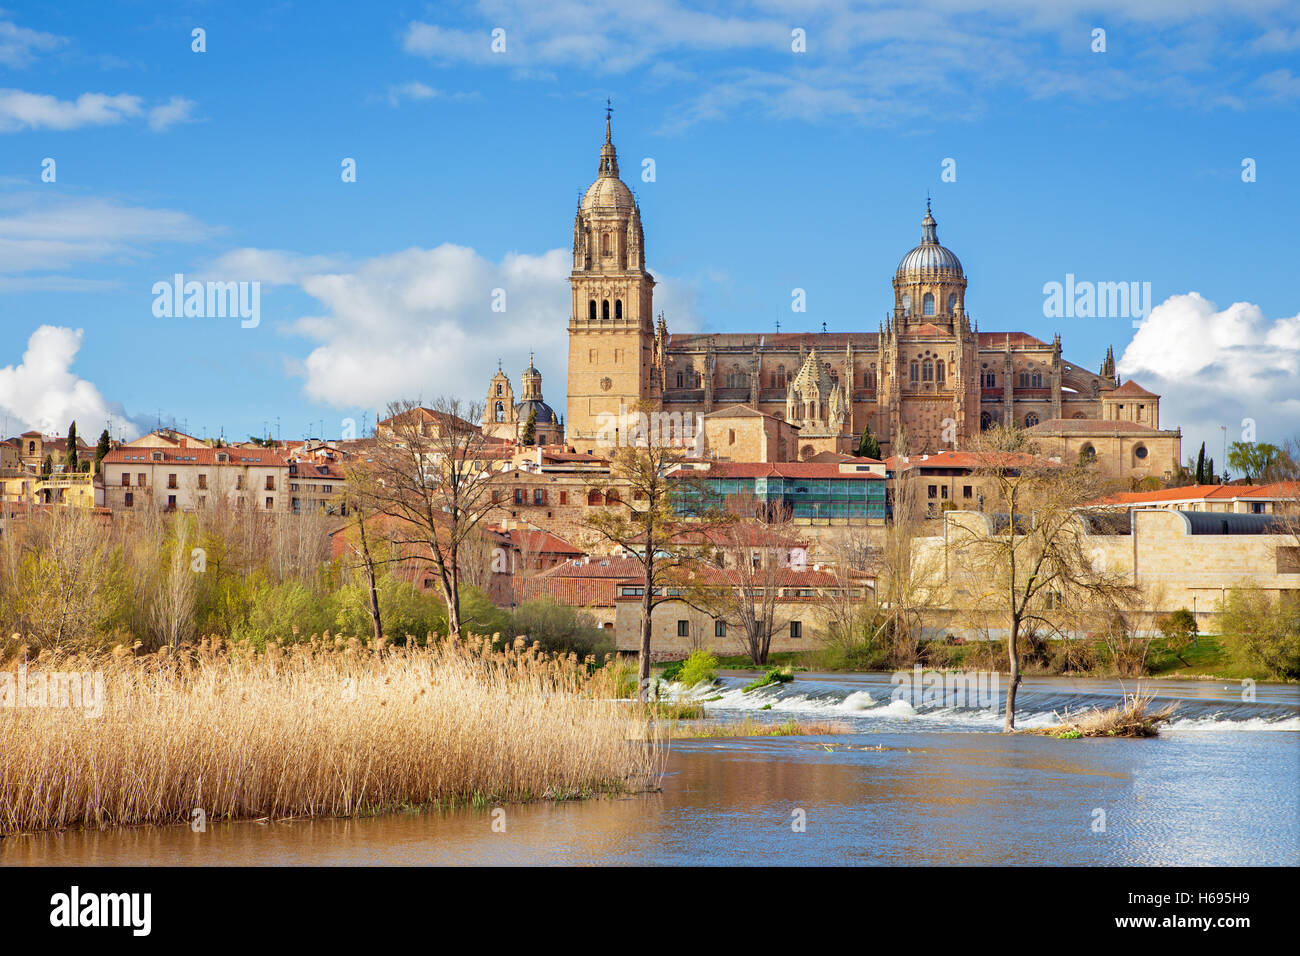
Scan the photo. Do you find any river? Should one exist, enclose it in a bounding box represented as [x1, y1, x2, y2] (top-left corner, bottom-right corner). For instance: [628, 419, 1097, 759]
[3, 673, 1296, 866]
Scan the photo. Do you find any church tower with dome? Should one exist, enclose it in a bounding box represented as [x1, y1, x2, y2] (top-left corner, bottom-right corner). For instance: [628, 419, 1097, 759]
[565, 107, 658, 447]
[557, 112, 1180, 479]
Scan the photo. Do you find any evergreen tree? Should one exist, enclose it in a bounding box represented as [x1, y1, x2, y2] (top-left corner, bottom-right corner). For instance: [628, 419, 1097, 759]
[1194, 442, 1206, 484]
[95, 429, 111, 475]
[856, 423, 882, 460]
[521, 407, 537, 445]
[41, 453, 53, 480]
[65, 421, 78, 472]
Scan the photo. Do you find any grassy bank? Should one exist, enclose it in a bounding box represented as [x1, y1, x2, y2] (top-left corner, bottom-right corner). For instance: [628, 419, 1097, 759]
[701, 636, 1284, 682]
[0, 637, 662, 835]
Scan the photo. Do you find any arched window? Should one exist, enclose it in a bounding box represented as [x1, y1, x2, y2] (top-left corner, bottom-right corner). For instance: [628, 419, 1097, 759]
[980, 412, 994, 431]
[1080, 444, 1096, 461]
[901, 294, 911, 315]
[601, 232, 611, 256]
[1134, 445, 1149, 461]
[615, 299, 623, 320]
[604, 488, 621, 505]
[936, 361, 945, 385]
[675, 370, 683, 388]
[602, 300, 610, 320]
[922, 359, 934, 382]
[1031, 370, 1043, 388]
[495, 402, 505, 423]
[495, 384, 503, 396]
[981, 369, 995, 387]
[948, 293, 958, 312]
[589, 300, 597, 320]
[910, 361, 919, 383]
[829, 368, 838, 385]
[1018, 370, 1029, 388]
[923, 293, 935, 316]
[775, 364, 787, 389]
[1024, 413, 1039, 428]
[864, 367, 875, 388]
[727, 364, 743, 389]
[587, 489, 603, 506]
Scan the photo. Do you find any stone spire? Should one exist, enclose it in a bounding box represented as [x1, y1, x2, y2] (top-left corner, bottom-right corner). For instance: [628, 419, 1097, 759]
[598, 100, 619, 178]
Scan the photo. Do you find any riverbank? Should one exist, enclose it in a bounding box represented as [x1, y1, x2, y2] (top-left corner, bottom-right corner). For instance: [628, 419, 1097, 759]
[701, 635, 1291, 683]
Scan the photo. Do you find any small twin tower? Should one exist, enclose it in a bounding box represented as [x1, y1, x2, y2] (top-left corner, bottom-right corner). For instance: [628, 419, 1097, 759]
[482, 355, 563, 445]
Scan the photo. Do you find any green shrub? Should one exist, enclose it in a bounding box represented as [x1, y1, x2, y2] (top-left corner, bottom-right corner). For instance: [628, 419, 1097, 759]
[1157, 608, 1198, 665]
[508, 597, 613, 657]
[1217, 586, 1300, 679]
[658, 660, 685, 683]
[677, 650, 719, 688]
[743, 666, 794, 693]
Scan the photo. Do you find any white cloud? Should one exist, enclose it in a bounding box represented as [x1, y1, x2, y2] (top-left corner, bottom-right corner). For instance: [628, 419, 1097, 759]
[148, 96, 197, 131]
[0, 89, 142, 131]
[384, 81, 437, 105]
[0, 19, 65, 67]
[401, 1, 1300, 130]
[220, 243, 702, 414]
[1118, 292, 1300, 461]
[0, 193, 212, 273]
[0, 89, 201, 133]
[0, 325, 139, 440]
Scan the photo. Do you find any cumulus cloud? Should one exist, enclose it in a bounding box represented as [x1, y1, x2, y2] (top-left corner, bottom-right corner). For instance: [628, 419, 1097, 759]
[224, 243, 701, 414]
[1118, 292, 1300, 459]
[0, 326, 139, 440]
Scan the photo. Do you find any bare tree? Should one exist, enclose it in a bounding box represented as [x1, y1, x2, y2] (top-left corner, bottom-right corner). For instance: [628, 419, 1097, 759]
[364, 398, 503, 641]
[584, 401, 729, 699]
[948, 426, 1140, 730]
[680, 494, 801, 665]
[149, 517, 197, 648]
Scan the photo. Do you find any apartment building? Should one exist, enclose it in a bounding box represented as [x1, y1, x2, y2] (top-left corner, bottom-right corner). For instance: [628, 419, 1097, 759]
[101, 445, 289, 512]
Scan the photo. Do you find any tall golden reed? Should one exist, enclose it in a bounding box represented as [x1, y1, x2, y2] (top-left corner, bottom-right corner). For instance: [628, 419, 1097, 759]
[0, 636, 663, 834]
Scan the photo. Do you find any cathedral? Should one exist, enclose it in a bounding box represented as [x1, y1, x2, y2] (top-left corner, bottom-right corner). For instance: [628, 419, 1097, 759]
[549, 113, 1181, 477]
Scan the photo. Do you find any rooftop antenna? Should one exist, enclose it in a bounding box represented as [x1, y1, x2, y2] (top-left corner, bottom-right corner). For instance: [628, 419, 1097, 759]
[775, 317, 781, 333]
[822, 321, 828, 334]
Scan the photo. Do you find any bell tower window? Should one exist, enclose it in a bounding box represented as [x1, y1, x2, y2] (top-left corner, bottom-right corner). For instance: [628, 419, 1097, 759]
[923, 293, 935, 316]
[495, 402, 505, 423]
[602, 300, 610, 320]
[588, 300, 597, 320]
[615, 299, 623, 319]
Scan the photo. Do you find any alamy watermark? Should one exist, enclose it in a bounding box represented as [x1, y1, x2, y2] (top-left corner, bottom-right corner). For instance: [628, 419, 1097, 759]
[1042, 274, 1151, 323]
[1, 665, 105, 718]
[152, 273, 260, 328]
[890, 666, 999, 711]
[595, 404, 706, 453]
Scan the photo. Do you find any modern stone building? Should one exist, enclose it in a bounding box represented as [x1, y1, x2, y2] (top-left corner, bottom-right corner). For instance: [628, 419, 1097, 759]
[561, 114, 1180, 479]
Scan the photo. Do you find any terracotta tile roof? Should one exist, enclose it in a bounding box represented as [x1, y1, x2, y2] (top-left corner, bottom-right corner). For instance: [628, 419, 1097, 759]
[691, 462, 885, 480]
[976, 332, 1050, 348]
[104, 446, 289, 467]
[488, 526, 585, 556]
[885, 450, 1057, 471]
[1093, 481, 1300, 506]
[539, 556, 646, 578]
[1109, 379, 1159, 398]
[289, 461, 346, 479]
[701, 403, 787, 421]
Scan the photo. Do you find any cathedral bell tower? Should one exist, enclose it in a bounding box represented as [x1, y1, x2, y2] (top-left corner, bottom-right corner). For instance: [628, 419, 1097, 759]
[566, 105, 657, 449]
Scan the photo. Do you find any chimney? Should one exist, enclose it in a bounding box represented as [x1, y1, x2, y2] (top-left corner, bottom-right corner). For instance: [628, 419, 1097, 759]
[179, 437, 187, 448]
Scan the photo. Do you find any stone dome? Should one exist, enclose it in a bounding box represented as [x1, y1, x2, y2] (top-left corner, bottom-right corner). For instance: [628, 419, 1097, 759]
[581, 175, 635, 214]
[897, 207, 963, 276]
[515, 399, 557, 424]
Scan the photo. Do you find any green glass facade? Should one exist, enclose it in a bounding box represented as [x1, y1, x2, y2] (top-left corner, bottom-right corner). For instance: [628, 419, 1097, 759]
[682, 474, 887, 521]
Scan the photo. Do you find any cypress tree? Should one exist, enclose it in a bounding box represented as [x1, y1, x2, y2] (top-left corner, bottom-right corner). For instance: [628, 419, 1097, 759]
[95, 429, 111, 475]
[521, 407, 537, 445]
[856, 423, 882, 460]
[65, 421, 78, 472]
[1194, 442, 1206, 484]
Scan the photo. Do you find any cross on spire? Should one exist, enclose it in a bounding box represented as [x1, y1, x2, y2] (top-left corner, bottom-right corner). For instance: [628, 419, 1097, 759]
[605, 97, 613, 143]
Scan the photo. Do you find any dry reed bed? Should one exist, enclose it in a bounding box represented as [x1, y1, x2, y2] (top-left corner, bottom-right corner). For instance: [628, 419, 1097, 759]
[1027, 689, 1179, 738]
[0, 636, 663, 834]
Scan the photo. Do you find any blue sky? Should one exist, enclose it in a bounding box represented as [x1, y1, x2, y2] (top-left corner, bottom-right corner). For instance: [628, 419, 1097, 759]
[1, 1, 1298, 461]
